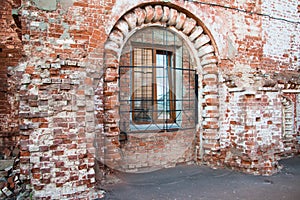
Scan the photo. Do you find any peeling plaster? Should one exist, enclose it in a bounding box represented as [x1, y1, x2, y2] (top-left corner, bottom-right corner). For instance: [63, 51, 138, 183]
[32, 0, 57, 11]
[59, 0, 74, 11]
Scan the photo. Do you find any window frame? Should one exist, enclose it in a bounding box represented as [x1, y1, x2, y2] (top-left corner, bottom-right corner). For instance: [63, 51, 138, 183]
[131, 45, 177, 125]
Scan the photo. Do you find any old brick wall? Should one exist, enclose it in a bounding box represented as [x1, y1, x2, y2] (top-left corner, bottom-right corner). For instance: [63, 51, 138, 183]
[262, 0, 300, 71]
[0, 0, 298, 199]
[0, 0, 22, 155]
[16, 0, 107, 198]
[97, 130, 196, 173]
[101, 1, 221, 175]
[103, 0, 299, 173]
[221, 92, 284, 175]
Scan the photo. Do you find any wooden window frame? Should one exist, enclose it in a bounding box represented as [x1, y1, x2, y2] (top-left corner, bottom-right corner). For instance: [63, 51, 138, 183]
[132, 46, 176, 124]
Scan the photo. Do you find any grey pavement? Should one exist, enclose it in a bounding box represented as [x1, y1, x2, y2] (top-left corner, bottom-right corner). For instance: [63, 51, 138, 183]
[100, 156, 300, 200]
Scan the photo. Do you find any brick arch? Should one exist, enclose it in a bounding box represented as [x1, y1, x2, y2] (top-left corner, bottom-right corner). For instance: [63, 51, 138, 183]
[101, 3, 220, 166]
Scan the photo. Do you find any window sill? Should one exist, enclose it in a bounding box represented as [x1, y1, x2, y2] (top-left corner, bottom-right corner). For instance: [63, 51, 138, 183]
[129, 123, 181, 132]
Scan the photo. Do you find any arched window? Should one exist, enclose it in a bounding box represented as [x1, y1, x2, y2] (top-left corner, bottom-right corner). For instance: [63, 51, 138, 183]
[119, 27, 197, 132]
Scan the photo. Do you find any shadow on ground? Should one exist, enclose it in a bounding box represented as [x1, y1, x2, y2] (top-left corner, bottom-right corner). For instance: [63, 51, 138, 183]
[100, 156, 300, 200]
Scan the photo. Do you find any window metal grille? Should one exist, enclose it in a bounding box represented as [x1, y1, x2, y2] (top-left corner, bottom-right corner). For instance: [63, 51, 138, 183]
[119, 65, 197, 133]
[119, 27, 198, 133]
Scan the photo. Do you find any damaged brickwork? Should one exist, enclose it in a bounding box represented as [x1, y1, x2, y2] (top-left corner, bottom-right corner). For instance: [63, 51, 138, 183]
[0, 0, 299, 199]
[0, 0, 22, 155]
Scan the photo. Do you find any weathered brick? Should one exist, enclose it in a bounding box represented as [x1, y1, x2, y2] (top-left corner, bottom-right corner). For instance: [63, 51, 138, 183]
[0, 1, 298, 199]
[134, 7, 146, 26]
[175, 12, 186, 30]
[153, 5, 163, 22]
[145, 6, 155, 23]
[167, 8, 178, 26]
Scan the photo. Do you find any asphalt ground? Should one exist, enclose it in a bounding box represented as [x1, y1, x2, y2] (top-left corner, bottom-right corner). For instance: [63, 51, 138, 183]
[100, 156, 300, 200]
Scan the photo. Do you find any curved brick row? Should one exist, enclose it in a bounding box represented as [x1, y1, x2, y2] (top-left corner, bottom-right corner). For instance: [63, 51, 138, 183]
[194, 34, 211, 49]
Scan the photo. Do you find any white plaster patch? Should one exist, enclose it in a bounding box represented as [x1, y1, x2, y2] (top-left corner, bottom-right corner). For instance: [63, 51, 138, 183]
[230, 63, 256, 89]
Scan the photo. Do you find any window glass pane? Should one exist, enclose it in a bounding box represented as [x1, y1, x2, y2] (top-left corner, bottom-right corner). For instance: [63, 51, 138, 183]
[156, 53, 171, 120]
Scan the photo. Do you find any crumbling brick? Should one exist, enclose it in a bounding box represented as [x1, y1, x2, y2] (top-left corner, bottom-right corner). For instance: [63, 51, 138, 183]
[0, 0, 299, 199]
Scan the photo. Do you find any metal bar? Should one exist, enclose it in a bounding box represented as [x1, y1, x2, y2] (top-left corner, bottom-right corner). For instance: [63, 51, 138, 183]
[119, 65, 197, 132]
[120, 65, 196, 72]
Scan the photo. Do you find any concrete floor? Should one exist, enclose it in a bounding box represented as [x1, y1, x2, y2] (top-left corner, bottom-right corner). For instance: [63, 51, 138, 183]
[101, 156, 300, 200]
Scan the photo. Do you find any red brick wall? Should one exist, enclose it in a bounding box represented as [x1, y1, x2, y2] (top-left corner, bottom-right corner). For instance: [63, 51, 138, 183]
[0, 0, 22, 154]
[102, 2, 221, 174]
[102, 0, 300, 175]
[0, 0, 298, 199]
[221, 92, 284, 175]
[15, 1, 106, 198]
[119, 130, 196, 172]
